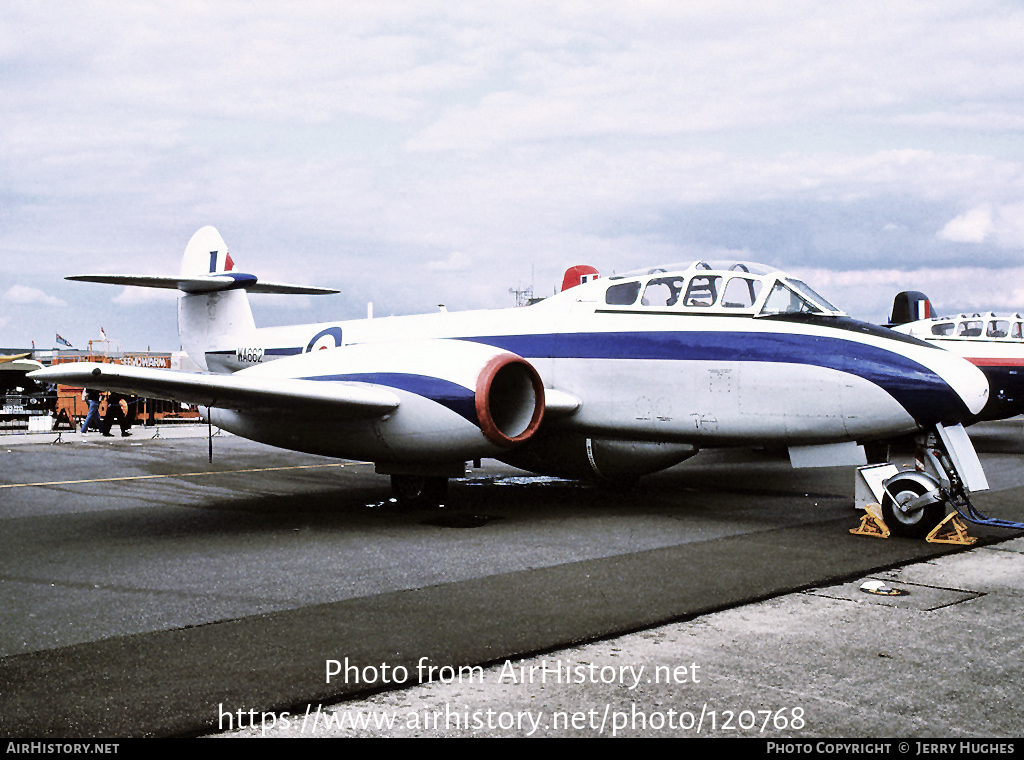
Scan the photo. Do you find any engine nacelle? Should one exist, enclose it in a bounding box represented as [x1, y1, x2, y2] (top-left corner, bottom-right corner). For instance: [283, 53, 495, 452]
[209, 338, 545, 463]
[498, 433, 699, 482]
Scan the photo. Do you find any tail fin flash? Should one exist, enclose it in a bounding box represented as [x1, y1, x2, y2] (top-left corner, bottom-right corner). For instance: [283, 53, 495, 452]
[180, 225, 236, 278]
[889, 291, 932, 326]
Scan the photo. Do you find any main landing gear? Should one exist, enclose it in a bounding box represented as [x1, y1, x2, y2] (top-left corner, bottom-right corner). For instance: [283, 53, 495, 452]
[377, 461, 464, 509]
[389, 474, 449, 509]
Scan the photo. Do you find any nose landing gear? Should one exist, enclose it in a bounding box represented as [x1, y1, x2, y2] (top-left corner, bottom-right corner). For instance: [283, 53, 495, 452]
[857, 423, 1024, 540]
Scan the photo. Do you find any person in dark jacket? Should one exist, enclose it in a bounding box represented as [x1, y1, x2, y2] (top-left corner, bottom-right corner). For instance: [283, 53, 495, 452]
[100, 392, 132, 437]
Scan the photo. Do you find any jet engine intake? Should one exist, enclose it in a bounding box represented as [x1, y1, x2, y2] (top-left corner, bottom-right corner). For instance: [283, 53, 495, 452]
[476, 354, 545, 447]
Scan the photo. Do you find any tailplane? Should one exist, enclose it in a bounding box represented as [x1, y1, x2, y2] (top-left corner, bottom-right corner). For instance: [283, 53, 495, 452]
[66, 226, 337, 372]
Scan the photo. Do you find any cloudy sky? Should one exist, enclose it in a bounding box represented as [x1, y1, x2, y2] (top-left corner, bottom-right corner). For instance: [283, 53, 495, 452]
[3, 1, 1024, 352]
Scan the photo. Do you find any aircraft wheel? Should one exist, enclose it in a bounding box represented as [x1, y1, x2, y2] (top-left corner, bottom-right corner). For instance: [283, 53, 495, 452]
[880, 476, 945, 538]
[390, 474, 449, 508]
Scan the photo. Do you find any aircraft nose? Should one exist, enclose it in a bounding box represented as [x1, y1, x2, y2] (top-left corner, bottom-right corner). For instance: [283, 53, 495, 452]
[942, 356, 983, 415]
[877, 340, 990, 428]
[935, 351, 989, 419]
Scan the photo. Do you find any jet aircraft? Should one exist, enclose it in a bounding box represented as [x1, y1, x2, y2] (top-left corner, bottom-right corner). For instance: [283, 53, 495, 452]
[31, 227, 994, 537]
[889, 291, 1024, 424]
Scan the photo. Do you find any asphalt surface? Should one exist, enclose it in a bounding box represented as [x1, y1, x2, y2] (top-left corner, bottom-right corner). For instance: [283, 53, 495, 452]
[1, 420, 1022, 738]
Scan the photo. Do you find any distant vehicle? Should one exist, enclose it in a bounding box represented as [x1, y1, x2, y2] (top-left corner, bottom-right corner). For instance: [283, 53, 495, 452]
[32, 226, 995, 538]
[889, 291, 1024, 424]
[1, 354, 56, 427]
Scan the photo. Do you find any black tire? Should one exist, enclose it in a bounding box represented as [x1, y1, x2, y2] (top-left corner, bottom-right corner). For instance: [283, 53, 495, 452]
[390, 475, 449, 508]
[880, 476, 945, 538]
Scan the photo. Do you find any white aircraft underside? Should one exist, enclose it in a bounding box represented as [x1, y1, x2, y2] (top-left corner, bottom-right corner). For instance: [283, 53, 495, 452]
[32, 226, 989, 487]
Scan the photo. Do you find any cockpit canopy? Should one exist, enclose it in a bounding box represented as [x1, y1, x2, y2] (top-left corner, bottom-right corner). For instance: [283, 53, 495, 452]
[586, 261, 844, 317]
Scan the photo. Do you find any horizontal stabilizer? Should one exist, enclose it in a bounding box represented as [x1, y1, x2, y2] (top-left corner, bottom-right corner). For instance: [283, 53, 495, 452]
[66, 274, 338, 295]
[29, 363, 399, 417]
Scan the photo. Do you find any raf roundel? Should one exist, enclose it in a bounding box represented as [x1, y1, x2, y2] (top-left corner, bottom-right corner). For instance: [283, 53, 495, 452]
[306, 327, 344, 353]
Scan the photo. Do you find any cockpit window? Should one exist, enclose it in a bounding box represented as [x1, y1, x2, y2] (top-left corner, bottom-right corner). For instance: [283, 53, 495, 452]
[683, 275, 722, 307]
[931, 322, 956, 336]
[786, 279, 840, 313]
[759, 281, 822, 315]
[1014, 323, 1023, 339]
[641, 276, 685, 307]
[605, 281, 641, 306]
[721, 276, 762, 309]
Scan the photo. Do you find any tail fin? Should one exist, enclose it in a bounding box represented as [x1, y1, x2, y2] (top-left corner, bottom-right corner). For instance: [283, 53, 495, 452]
[178, 227, 257, 372]
[889, 291, 933, 326]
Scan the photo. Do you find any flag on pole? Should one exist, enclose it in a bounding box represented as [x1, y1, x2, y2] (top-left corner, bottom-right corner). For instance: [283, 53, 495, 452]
[56, 334, 72, 347]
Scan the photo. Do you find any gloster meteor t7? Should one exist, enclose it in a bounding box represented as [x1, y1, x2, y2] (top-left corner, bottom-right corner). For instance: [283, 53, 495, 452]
[32, 227, 996, 536]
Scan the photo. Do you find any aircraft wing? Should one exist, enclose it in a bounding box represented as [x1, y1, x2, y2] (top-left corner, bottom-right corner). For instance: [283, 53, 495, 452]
[27, 363, 399, 417]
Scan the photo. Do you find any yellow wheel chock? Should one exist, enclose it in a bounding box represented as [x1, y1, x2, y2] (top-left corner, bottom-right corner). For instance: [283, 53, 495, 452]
[850, 503, 890, 539]
[925, 512, 977, 545]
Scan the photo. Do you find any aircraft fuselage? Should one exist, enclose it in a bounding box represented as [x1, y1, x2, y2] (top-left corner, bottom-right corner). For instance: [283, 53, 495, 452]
[208, 262, 987, 463]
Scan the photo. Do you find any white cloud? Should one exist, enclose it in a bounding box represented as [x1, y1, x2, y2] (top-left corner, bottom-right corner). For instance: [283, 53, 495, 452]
[3, 285, 66, 307]
[427, 251, 473, 272]
[938, 205, 994, 243]
[938, 203, 1024, 247]
[404, 2, 1024, 153]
